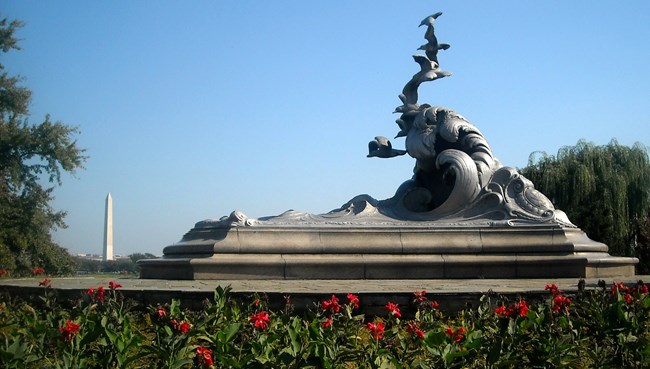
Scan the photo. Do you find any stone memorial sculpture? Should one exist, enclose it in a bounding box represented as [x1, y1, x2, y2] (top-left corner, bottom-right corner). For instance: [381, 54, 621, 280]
[139, 13, 638, 280]
[362, 13, 568, 226]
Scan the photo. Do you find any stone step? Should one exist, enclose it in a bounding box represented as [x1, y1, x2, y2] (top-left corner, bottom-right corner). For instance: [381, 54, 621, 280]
[139, 224, 637, 280]
[139, 253, 629, 280]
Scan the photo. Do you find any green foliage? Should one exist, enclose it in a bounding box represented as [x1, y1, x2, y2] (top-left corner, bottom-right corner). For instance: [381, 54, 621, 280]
[521, 139, 650, 261]
[129, 253, 158, 273]
[128, 253, 158, 264]
[1, 280, 649, 368]
[637, 216, 650, 274]
[0, 16, 86, 276]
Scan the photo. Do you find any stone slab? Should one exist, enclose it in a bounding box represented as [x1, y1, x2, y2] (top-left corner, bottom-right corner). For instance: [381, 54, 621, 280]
[2, 276, 648, 314]
[141, 224, 639, 280]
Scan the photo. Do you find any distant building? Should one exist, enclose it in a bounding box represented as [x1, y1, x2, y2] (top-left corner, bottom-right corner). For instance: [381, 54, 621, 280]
[76, 253, 102, 261]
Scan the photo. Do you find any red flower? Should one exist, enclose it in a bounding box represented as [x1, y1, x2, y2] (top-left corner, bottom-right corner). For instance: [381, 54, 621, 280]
[610, 282, 649, 297]
[611, 282, 627, 295]
[31, 267, 45, 275]
[59, 320, 81, 342]
[156, 308, 167, 319]
[385, 302, 402, 319]
[430, 300, 439, 309]
[407, 322, 425, 339]
[514, 300, 529, 317]
[39, 278, 52, 288]
[407, 321, 416, 331]
[108, 281, 122, 290]
[624, 293, 633, 304]
[96, 286, 106, 301]
[179, 321, 191, 333]
[321, 317, 333, 328]
[249, 311, 270, 330]
[196, 346, 214, 367]
[545, 283, 561, 295]
[366, 321, 385, 339]
[347, 293, 360, 309]
[322, 295, 341, 313]
[552, 294, 572, 312]
[496, 300, 529, 318]
[171, 319, 191, 334]
[413, 290, 427, 303]
[87, 285, 107, 301]
[0, 269, 9, 277]
[445, 327, 466, 342]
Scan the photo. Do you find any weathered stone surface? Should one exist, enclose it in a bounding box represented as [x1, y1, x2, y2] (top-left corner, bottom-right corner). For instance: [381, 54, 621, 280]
[138, 223, 637, 279]
[3, 276, 649, 314]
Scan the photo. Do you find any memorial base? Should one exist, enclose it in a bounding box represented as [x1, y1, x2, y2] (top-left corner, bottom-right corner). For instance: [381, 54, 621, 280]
[139, 224, 637, 280]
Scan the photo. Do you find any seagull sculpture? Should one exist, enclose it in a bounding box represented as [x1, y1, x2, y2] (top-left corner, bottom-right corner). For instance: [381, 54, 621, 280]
[367, 136, 407, 158]
[400, 55, 451, 106]
[418, 12, 451, 65]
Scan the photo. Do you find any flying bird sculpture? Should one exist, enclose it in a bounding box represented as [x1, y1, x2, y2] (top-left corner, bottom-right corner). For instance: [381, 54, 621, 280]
[367, 136, 407, 158]
[418, 12, 443, 27]
[370, 11, 451, 161]
[399, 54, 451, 106]
[418, 12, 450, 65]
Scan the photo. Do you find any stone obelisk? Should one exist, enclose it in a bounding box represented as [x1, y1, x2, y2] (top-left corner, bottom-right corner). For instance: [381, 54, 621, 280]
[103, 193, 114, 261]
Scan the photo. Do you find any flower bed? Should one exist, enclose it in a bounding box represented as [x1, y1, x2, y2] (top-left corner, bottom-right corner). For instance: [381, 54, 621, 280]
[0, 280, 648, 368]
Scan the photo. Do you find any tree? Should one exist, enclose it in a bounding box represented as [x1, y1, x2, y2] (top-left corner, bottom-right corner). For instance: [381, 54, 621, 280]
[636, 216, 650, 275]
[100, 259, 137, 274]
[0, 17, 86, 275]
[521, 139, 650, 270]
[128, 252, 158, 264]
[129, 252, 158, 273]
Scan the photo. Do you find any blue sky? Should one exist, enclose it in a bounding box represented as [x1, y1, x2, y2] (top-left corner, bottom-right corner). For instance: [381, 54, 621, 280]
[2, 1, 649, 256]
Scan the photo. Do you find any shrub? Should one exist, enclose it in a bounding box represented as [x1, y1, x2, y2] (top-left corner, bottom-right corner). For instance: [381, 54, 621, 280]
[0, 280, 648, 368]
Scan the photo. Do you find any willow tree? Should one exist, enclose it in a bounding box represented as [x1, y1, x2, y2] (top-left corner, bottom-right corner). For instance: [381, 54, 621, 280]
[0, 18, 86, 275]
[521, 139, 650, 269]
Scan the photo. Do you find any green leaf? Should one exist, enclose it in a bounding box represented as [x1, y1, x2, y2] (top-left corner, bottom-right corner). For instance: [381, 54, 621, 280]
[170, 299, 181, 316]
[424, 330, 446, 346]
[104, 328, 118, 344]
[288, 324, 301, 355]
[223, 322, 241, 343]
[163, 325, 173, 337]
[169, 358, 193, 369]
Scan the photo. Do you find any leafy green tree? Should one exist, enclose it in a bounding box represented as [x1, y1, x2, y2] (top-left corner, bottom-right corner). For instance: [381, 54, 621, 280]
[521, 139, 650, 269]
[100, 259, 137, 274]
[75, 258, 102, 274]
[129, 252, 159, 264]
[635, 216, 650, 275]
[129, 252, 158, 273]
[0, 17, 86, 275]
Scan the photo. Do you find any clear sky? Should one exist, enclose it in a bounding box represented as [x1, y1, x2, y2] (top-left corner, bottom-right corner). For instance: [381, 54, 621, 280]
[2, 1, 649, 256]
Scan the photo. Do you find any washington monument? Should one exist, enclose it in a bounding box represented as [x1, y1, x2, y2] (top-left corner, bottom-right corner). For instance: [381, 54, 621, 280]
[103, 193, 114, 261]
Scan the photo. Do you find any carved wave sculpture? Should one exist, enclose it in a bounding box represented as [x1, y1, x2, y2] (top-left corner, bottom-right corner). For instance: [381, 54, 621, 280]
[138, 11, 638, 280]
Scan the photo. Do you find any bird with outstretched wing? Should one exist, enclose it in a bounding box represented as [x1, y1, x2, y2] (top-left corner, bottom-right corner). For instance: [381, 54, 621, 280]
[367, 136, 407, 158]
[418, 12, 451, 66]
